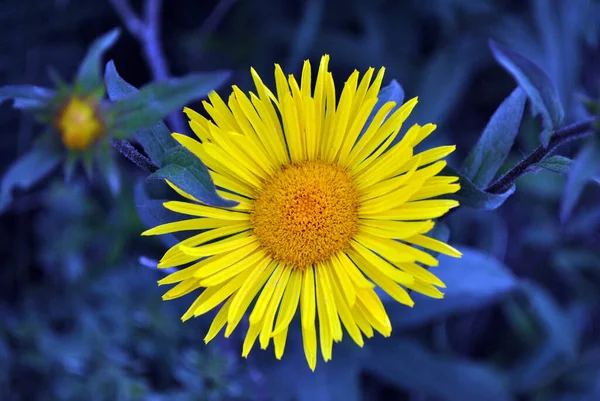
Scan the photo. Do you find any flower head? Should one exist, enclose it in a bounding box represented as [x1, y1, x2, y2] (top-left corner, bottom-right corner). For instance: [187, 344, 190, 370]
[143, 55, 462, 370]
[56, 96, 104, 151]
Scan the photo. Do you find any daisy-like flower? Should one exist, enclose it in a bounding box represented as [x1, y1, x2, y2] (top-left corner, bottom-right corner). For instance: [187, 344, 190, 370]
[143, 55, 462, 370]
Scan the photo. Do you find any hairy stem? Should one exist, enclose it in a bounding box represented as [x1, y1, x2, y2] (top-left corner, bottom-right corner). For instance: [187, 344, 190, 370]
[109, 138, 157, 173]
[486, 118, 597, 194]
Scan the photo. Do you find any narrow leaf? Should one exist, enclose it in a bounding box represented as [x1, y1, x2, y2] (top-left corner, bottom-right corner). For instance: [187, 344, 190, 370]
[0, 85, 55, 109]
[147, 146, 237, 208]
[97, 145, 121, 196]
[365, 337, 513, 401]
[445, 166, 516, 210]
[376, 80, 405, 112]
[526, 155, 572, 175]
[63, 152, 78, 183]
[0, 145, 61, 212]
[111, 71, 231, 132]
[76, 28, 120, 92]
[411, 39, 480, 127]
[104, 60, 176, 166]
[489, 39, 564, 147]
[463, 87, 526, 187]
[134, 181, 180, 248]
[560, 139, 600, 221]
[386, 247, 518, 329]
[509, 282, 579, 391]
[259, 332, 361, 401]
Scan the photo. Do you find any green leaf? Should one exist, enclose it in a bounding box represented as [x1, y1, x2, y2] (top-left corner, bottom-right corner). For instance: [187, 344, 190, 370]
[364, 337, 513, 401]
[0, 85, 55, 109]
[0, 141, 61, 212]
[75, 28, 120, 93]
[148, 146, 237, 208]
[105, 60, 177, 167]
[463, 87, 526, 187]
[526, 155, 572, 175]
[386, 247, 518, 329]
[509, 282, 579, 391]
[110, 70, 230, 133]
[444, 166, 516, 210]
[489, 39, 565, 147]
[560, 138, 600, 221]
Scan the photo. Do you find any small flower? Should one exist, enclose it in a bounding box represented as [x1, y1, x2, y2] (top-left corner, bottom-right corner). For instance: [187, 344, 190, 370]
[56, 96, 104, 151]
[143, 55, 462, 370]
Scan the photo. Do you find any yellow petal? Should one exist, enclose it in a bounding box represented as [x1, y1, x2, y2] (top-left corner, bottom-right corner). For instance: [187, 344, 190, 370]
[226, 259, 277, 337]
[272, 269, 302, 336]
[204, 297, 234, 343]
[163, 201, 250, 221]
[249, 264, 284, 325]
[259, 265, 292, 349]
[403, 234, 462, 258]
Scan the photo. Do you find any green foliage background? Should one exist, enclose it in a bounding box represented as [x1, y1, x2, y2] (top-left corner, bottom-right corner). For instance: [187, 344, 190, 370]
[0, 0, 599, 400]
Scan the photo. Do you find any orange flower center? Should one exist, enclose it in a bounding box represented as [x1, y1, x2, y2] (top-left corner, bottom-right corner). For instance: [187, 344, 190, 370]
[251, 161, 359, 268]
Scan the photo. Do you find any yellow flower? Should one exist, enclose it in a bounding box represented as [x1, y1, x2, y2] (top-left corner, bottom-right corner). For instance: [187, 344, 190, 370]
[56, 96, 103, 150]
[144, 55, 462, 370]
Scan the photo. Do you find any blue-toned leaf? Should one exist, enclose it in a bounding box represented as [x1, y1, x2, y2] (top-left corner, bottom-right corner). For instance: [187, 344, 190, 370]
[386, 247, 518, 328]
[359, 80, 404, 140]
[104, 60, 177, 167]
[444, 166, 516, 210]
[430, 221, 450, 243]
[285, 0, 325, 70]
[411, 38, 480, 128]
[81, 151, 95, 181]
[377, 79, 405, 110]
[148, 146, 236, 208]
[297, 348, 360, 401]
[489, 39, 564, 147]
[98, 151, 121, 196]
[63, 152, 78, 183]
[134, 181, 180, 248]
[560, 139, 600, 221]
[111, 70, 230, 132]
[260, 332, 361, 401]
[364, 337, 514, 401]
[0, 143, 61, 213]
[562, 347, 600, 392]
[76, 28, 120, 92]
[104, 60, 138, 99]
[526, 155, 572, 175]
[463, 87, 526, 187]
[509, 282, 579, 391]
[0, 85, 55, 109]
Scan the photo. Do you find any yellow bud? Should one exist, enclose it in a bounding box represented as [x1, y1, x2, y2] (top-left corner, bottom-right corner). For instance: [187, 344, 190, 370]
[56, 96, 104, 151]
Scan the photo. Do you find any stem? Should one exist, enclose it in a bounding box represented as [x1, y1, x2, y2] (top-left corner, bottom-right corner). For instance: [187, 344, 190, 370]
[198, 0, 240, 38]
[486, 118, 597, 194]
[109, 138, 158, 173]
[108, 0, 185, 134]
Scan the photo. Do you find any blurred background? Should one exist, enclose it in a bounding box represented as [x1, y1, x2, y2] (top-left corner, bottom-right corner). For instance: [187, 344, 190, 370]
[1, 0, 599, 400]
